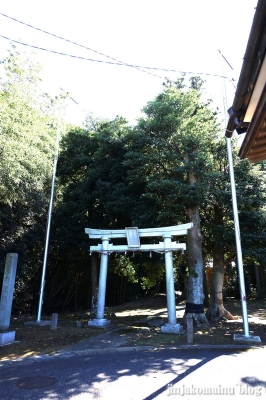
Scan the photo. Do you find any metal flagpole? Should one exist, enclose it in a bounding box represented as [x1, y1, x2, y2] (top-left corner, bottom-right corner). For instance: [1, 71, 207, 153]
[219, 50, 250, 337]
[36, 122, 60, 322]
[225, 137, 249, 336]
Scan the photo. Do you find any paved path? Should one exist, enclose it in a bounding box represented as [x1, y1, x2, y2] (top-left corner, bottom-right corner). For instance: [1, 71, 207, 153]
[1, 346, 266, 399]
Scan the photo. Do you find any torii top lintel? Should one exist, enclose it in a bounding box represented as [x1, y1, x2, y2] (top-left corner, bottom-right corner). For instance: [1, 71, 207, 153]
[85, 223, 193, 239]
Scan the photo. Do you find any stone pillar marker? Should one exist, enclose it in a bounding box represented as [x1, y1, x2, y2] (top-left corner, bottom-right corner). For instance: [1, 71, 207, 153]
[50, 313, 58, 331]
[187, 316, 194, 344]
[0, 253, 18, 345]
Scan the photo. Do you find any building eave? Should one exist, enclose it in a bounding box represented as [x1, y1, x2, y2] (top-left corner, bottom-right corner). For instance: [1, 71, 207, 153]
[238, 82, 266, 162]
[225, 0, 266, 143]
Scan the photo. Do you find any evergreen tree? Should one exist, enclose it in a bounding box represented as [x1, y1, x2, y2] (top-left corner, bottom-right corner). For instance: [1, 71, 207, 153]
[125, 77, 220, 326]
[0, 46, 62, 311]
[48, 117, 135, 309]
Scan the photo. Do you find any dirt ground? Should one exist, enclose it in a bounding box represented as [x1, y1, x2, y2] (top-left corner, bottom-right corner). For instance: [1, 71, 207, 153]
[1, 295, 265, 361]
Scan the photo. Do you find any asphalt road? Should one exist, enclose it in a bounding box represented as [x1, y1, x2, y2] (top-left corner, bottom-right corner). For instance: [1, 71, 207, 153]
[0, 347, 266, 399]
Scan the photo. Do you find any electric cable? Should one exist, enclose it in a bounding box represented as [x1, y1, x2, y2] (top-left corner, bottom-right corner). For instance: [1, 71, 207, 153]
[1, 33, 227, 107]
[0, 12, 233, 81]
[0, 33, 233, 93]
[0, 33, 231, 79]
[0, 12, 233, 108]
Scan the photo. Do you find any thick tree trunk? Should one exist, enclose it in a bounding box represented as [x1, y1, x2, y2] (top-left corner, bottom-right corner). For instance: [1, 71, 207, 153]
[206, 240, 225, 320]
[184, 205, 209, 327]
[260, 264, 266, 297]
[255, 264, 263, 299]
[206, 205, 237, 321]
[90, 253, 98, 318]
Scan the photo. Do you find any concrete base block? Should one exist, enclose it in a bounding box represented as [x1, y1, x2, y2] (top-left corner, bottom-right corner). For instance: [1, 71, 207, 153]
[0, 330, 16, 345]
[233, 333, 261, 343]
[88, 318, 111, 328]
[24, 320, 51, 326]
[161, 323, 182, 334]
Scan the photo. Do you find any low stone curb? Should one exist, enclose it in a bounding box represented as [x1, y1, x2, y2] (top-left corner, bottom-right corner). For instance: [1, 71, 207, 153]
[0, 343, 265, 369]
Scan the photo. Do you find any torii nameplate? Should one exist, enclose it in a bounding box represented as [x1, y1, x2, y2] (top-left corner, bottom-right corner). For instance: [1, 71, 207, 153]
[125, 227, 140, 248]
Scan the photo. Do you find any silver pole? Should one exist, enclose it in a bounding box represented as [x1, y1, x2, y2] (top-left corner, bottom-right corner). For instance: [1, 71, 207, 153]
[37, 123, 60, 322]
[219, 50, 250, 336]
[226, 138, 249, 336]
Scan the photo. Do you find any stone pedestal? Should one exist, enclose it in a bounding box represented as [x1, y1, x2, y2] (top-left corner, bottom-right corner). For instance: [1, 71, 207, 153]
[161, 323, 182, 334]
[88, 318, 111, 328]
[0, 330, 16, 346]
[233, 333, 261, 343]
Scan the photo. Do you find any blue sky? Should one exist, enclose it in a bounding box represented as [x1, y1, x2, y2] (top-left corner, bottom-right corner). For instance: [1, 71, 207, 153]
[0, 0, 258, 127]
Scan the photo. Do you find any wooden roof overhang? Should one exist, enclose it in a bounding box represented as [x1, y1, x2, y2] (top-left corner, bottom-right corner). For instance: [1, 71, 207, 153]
[225, 0, 266, 163]
[239, 83, 266, 162]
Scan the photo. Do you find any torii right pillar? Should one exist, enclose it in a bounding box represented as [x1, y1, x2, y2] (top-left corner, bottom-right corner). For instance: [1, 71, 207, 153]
[88, 235, 111, 328]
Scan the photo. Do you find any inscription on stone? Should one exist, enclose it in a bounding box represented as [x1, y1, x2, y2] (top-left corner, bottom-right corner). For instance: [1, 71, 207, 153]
[0, 253, 18, 331]
[125, 227, 140, 248]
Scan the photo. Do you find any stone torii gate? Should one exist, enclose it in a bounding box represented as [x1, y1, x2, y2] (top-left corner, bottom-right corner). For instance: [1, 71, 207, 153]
[85, 223, 192, 333]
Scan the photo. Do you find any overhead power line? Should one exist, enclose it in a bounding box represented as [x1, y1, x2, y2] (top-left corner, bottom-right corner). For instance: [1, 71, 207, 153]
[0, 12, 165, 80]
[0, 34, 228, 101]
[0, 12, 232, 81]
[0, 34, 232, 82]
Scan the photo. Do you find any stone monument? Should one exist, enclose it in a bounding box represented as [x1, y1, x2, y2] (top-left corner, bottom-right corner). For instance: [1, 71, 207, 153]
[0, 253, 18, 345]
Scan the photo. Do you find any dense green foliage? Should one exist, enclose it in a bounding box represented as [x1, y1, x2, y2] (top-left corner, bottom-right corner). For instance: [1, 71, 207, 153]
[1, 48, 266, 314]
[125, 79, 218, 222]
[0, 47, 62, 311]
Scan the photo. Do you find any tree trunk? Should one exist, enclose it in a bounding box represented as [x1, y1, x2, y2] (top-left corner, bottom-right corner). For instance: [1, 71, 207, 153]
[259, 264, 266, 297]
[206, 205, 237, 321]
[206, 239, 225, 320]
[184, 205, 209, 327]
[255, 264, 263, 299]
[90, 253, 98, 318]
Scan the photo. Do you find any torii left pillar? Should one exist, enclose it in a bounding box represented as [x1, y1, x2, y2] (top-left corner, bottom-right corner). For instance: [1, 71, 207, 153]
[88, 236, 111, 328]
[161, 234, 182, 334]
